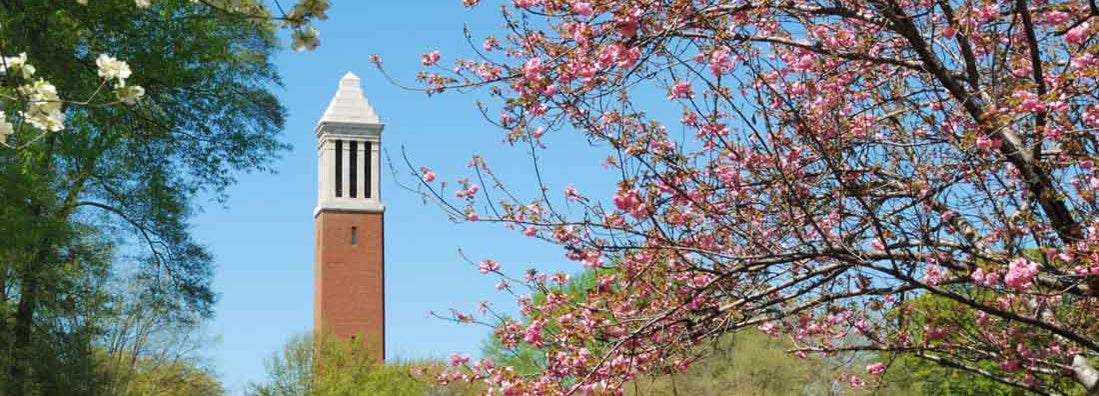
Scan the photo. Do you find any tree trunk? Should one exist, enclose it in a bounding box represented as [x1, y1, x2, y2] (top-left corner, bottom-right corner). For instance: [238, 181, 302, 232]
[7, 264, 37, 396]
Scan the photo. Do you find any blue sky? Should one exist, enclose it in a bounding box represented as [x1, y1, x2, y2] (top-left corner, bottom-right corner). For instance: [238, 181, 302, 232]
[192, 2, 617, 393]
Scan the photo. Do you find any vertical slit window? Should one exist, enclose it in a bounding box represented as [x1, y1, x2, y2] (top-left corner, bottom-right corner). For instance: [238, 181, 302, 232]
[334, 140, 343, 197]
[350, 226, 358, 245]
[364, 142, 373, 199]
[349, 141, 358, 198]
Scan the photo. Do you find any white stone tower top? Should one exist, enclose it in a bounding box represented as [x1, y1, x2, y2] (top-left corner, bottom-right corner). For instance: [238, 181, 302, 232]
[318, 72, 382, 126]
[315, 72, 384, 215]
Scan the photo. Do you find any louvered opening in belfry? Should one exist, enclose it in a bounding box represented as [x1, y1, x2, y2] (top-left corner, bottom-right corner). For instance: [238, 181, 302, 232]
[335, 139, 343, 197]
[349, 141, 358, 198]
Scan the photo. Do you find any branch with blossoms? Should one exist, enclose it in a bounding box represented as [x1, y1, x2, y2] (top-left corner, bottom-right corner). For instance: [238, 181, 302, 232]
[0, 51, 145, 149]
[377, 0, 1099, 394]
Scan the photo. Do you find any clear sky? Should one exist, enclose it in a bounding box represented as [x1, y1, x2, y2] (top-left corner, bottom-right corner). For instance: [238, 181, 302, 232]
[192, 2, 617, 393]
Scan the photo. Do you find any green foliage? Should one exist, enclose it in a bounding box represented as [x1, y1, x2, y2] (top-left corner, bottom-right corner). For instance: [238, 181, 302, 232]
[873, 289, 1079, 395]
[97, 350, 223, 396]
[627, 331, 858, 396]
[248, 332, 482, 396]
[481, 269, 873, 395]
[879, 356, 1029, 396]
[249, 333, 313, 396]
[0, 0, 286, 393]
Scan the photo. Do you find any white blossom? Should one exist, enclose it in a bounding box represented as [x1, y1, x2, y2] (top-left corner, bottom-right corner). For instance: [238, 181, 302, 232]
[96, 54, 132, 85]
[0, 113, 13, 145]
[291, 26, 320, 52]
[1, 53, 36, 79]
[18, 79, 65, 132]
[117, 85, 145, 105]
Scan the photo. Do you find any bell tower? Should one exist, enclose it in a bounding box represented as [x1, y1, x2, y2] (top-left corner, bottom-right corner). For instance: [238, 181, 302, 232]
[314, 72, 384, 361]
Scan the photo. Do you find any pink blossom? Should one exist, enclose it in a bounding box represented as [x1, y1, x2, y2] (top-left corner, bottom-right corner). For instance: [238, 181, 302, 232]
[709, 46, 734, 76]
[523, 226, 538, 236]
[615, 8, 640, 37]
[570, 0, 593, 16]
[513, 0, 542, 8]
[449, 353, 470, 366]
[758, 321, 779, 336]
[971, 267, 1000, 286]
[1066, 22, 1091, 45]
[421, 168, 436, 183]
[667, 81, 693, 99]
[848, 375, 865, 388]
[926, 326, 948, 340]
[925, 264, 944, 286]
[524, 57, 545, 81]
[1013, 90, 1046, 113]
[613, 188, 641, 212]
[1044, 11, 1071, 25]
[943, 25, 956, 38]
[564, 184, 578, 198]
[421, 50, 441, 66]
[479, 259, 500, 274]
[482, 36, 498, 51]
[975, 310, 990, 325]
[1004, 258, 1039, 290]
[999, 359, 1021, 372]
[866, 362, 887, 376]
[1071, 53, 1095, 70]
[466, 211, 479, 221]
[975, 135, 997, 151]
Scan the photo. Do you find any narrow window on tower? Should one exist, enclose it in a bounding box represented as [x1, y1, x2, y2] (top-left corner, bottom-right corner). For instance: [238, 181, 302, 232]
[364, 142, 373, 199]
[350, 226, 358, 246]
[349, 141, 358, 198]
[334, 139, 343, 197]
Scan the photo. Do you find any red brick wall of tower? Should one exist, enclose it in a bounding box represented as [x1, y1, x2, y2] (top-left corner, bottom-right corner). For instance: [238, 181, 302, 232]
[314, 210, 384, 362]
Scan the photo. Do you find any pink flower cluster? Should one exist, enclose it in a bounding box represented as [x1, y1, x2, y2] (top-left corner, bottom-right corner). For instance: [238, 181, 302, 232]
[479, 259, 501, 274]
[1004, 258, 1039, 290]
[421, 50, 441, 66]
[971, 267, 1001, 287]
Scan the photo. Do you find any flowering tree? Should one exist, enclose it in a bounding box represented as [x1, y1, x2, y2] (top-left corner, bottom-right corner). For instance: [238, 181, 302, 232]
[393, 0, 1099, 394]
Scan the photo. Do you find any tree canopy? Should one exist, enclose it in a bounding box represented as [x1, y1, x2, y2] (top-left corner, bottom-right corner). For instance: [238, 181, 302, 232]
[0, 1, 324, 393]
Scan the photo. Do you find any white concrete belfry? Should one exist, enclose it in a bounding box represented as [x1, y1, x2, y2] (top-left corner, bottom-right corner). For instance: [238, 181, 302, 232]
[315, 72, 384, 215]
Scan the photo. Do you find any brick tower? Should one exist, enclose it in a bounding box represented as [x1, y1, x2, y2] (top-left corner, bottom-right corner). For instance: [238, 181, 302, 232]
[314, 72, 385, 361]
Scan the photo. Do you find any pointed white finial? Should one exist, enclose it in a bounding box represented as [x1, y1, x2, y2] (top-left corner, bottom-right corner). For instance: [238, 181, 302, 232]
[318, 71, 381, 126]
[340, 72, 360, 87]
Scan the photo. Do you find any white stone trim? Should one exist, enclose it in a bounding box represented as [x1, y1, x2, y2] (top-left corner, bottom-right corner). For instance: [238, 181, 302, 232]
[371, 141, 381, 201]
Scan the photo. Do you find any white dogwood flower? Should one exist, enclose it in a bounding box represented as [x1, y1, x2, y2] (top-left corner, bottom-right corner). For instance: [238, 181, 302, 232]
[1, 53, 36, 79]
[0, 113, 13, 145]
[18, 79, 65, 132]
[117, 85, 145, 105]
[96, 54, 132, 84]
